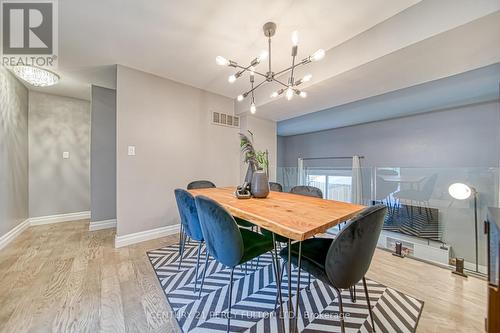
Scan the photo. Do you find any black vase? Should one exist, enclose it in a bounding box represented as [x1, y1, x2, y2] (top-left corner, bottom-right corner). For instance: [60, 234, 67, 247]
[251, 170, 270, 198]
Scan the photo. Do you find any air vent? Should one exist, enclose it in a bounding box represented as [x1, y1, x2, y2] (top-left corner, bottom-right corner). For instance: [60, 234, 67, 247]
[211, 111, 240, 128]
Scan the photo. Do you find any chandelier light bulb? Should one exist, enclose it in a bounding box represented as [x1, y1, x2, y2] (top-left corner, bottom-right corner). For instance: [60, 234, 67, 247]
[299, 91, 307, 98]
[250, 102, 256, 114]
[216, 56, 229, 66]
[291, 31, 299, 46]
[258, 50, 268, 62]
[237, 94, 244, 102]
[311, 49, 325, 61]
[303, 74, 312, 82]
[228, 75, 237, 83]
[270, 91, 279, 98]
[286, 87, 294, 100]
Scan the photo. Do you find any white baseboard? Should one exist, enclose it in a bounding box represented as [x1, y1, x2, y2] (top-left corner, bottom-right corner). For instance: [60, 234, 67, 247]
[29, 211, 91, 226]
[89, 219, 117, 231]
[115, 224, 180, 248]
[0, 219, 30, 250]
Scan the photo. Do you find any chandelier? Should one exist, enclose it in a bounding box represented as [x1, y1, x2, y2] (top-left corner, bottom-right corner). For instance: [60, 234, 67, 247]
[10, 65, 59, 87]
[216, 22, 325, 114]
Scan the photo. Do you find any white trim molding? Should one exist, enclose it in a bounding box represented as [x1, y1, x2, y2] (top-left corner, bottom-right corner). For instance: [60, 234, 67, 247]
[115, 224, 180, 248]
[89, 219, 117, 231]
[29, 211, 91, 226]
[0, 219, 31, 250]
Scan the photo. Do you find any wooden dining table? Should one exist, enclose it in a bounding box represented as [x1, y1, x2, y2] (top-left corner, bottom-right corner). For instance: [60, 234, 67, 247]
[188, 186, 366, 332]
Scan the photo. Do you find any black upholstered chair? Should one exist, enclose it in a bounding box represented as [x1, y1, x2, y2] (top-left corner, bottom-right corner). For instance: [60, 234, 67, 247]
[279, 204, 387, 333]
[187, 180, 216, 190]
[290, 185, 323, 198]
[195, 195, 276, 332]
[269, 182, 283, 192]
[174, 189, 205, 293]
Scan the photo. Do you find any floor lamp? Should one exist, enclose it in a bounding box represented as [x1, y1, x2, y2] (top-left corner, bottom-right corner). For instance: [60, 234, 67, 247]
[448, 183, 479, 273]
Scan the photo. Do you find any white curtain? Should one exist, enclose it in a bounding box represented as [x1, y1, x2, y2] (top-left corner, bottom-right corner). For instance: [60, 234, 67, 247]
[351, 155, 363, 204]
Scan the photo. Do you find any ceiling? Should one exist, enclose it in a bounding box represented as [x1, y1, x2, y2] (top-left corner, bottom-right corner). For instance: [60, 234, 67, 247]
[277, 62, 500, 136]
[24, 0, 500, 133]
[29, 0, 422, 99]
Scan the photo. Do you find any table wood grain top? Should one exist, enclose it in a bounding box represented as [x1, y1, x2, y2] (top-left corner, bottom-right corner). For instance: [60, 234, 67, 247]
[188, 187, 365, 241]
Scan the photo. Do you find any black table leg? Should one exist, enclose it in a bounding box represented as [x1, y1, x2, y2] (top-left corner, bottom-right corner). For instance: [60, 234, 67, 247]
[272, 233, 285, 332]
[293, 241, 303, 333]
[287, 238, 292, 331]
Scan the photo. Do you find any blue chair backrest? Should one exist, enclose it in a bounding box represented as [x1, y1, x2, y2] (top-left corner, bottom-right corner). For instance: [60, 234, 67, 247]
[187, 180, 216, 189]
[325, 204, 387, 289]
[194, 195, 244, 267]
[290, 185, 323, 198]
[174, 189, 204, 241]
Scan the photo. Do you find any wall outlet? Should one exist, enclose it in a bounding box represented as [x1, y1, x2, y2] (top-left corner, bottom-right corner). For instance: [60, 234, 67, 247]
[127, 146, 136, 156]
[62, 151, 70, 159]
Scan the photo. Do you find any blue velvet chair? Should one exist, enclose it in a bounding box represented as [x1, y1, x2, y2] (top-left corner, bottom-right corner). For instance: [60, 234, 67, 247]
[180, 180, 216, 255]
[174, 189, 205, 293]
[279, 204, 387, 333]
[194, 195, 277, 333]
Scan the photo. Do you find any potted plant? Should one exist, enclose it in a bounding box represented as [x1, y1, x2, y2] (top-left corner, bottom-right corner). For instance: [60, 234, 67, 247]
[239, 131, 270, 198]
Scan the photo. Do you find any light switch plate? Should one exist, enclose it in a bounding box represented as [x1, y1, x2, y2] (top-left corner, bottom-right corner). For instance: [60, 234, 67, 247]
[63, 151, 70, 159]
[127, 146, 136, 156]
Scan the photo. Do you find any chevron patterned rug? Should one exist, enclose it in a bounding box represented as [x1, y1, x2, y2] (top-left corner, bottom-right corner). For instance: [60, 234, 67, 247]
[148, 242, 424, 333]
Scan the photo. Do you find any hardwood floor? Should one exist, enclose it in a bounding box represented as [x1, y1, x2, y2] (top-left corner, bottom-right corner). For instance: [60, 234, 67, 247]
[0, 220, 487, 333]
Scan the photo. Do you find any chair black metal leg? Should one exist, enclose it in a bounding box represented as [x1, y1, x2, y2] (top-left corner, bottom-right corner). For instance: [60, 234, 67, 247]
[178, 225, 184, 255]
[178, 232, 186, 270]
[363, 277, 376, 332]
[334, 287, 346, 333]
[227, 267, 235, 333]
[349, 284, 356, 303]
[198, 250, 210, 298]
[194, 241, 202, 293]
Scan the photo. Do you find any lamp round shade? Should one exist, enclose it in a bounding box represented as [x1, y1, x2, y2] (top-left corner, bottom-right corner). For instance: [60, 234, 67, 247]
[448, 183, 472, 200]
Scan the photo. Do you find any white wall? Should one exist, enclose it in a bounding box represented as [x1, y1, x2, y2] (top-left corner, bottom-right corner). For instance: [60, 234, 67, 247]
[116, 65, 242, 237]
[240, 115, 277, 182]
[29, 92, 91, 217]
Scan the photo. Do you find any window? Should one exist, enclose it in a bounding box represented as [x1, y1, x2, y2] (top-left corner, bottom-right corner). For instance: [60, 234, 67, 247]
[305, 169, 352, 202]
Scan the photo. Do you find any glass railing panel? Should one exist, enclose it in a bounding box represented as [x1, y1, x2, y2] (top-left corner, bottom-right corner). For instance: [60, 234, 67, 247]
[276, 165, 499, 275]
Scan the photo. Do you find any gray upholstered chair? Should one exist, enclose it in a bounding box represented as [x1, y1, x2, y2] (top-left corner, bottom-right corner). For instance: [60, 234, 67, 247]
[269, 182, 283, 192]
[290, 185, 323, 198]
[279, 204, 387, 333]
[187, 180, 216, 190]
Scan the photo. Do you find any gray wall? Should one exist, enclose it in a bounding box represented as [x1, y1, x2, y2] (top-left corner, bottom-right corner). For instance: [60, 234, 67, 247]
[29, 92, 91, 217]
[278, 100, 500, 168]
[277, 100, 500, 266]
[90, 86, 116, 222]
[116, 65, 240, 237]
[0, 67, 28, 237]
